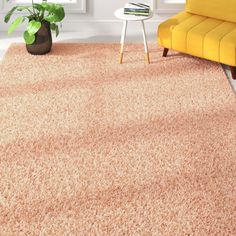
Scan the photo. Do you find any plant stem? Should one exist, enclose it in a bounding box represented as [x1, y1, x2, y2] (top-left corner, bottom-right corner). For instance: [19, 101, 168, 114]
[27, 8, 34, 15]
[31, 0, 36, 17]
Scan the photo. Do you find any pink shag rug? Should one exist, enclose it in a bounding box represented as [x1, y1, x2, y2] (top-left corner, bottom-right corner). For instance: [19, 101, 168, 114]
[0, 44, 236, 235]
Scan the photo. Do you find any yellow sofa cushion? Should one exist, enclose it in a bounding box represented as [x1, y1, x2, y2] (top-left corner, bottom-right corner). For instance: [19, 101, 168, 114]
[186, 0, 236, 24]
[158, 12, 192, 49]
[158, 12, 236, 66]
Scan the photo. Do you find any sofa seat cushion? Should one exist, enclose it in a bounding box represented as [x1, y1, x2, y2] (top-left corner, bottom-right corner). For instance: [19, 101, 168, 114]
[158, 12, 236, 66]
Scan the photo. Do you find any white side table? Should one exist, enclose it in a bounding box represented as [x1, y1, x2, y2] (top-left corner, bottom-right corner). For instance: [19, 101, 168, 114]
[114, 8, 153, 64]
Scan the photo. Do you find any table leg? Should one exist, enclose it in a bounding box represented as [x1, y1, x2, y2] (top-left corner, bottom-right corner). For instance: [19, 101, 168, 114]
[141, 20, 150, 64]
[119, 20, 128, 64]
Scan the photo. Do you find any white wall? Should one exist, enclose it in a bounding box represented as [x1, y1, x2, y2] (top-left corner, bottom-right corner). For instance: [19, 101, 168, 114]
[0, 0, 184, 36]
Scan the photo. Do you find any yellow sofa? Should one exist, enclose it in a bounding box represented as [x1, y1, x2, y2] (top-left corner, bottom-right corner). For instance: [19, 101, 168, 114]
[158, 0, 236, 80]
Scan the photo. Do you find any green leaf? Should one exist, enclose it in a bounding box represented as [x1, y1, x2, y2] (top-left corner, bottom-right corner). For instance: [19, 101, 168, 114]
[33, 3, 44, 11]
[42, 3, 65, 23]
[50, 23, 59, 37]
[27, 20, 41, 35]
[50, 23, 56, 30]
[4, 6, 32, 23]
[15, 6, 32, 11]
[24, 31, 36, 45]
[56, 27, 59, 37]
[8, 16, 24, 34]
[41, 2, 53, 12]
[53, 6, 65, 22]
[4, 6, 18, 23]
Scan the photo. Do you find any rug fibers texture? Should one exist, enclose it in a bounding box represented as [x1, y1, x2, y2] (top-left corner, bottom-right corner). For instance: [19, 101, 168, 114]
[0, 44, 236, 235]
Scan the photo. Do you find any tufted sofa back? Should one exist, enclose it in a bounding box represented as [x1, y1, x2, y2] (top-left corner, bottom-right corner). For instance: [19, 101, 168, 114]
[186, 0, 236, 23]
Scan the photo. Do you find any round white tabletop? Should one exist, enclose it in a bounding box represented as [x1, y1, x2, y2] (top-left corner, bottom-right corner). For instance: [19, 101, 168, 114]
[114, 8, 153, 21]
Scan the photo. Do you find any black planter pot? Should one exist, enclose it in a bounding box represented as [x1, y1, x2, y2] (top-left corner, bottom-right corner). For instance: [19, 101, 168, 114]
[26, 21, 52, 55]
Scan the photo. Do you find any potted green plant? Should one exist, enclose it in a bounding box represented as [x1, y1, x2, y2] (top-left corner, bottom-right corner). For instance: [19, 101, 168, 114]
[4, 0, 65, 55]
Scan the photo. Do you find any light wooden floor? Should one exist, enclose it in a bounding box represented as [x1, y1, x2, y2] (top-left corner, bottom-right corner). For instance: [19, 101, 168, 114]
[0, 32, 235, 93]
